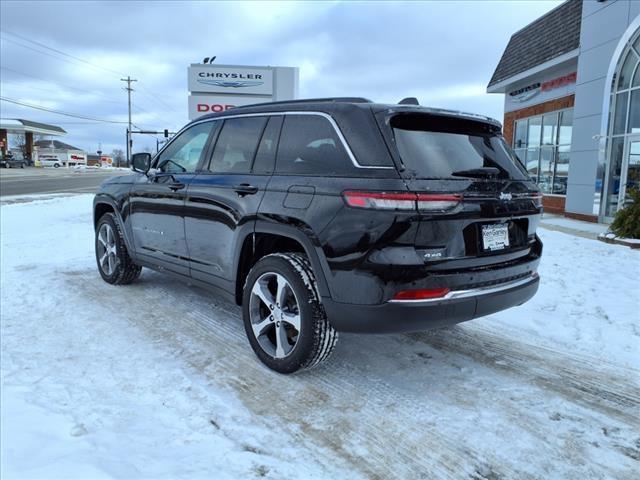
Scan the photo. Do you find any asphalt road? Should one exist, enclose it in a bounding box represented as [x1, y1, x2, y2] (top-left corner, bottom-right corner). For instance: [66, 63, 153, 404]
[0, 167, 129, 197]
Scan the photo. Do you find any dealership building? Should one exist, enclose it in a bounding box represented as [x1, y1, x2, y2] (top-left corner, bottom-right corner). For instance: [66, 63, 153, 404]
[488, 0, 640, 222]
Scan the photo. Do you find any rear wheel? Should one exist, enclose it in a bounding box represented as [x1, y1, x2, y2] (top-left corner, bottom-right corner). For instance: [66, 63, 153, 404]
[242, 253, 338, 374]
[95, 213, 141, 285]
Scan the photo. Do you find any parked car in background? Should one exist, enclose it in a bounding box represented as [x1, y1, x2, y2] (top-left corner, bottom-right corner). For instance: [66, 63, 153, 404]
[39, 156, 63, 168]
[93, 98, 543, 374]
[1, 153, 27, 168]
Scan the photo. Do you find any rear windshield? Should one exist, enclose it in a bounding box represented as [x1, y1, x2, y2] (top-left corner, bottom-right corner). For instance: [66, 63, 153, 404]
[391, 114, 528, 180]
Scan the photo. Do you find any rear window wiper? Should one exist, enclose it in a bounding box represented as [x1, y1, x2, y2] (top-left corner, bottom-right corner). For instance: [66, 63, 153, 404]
[451, 167, 501, 178]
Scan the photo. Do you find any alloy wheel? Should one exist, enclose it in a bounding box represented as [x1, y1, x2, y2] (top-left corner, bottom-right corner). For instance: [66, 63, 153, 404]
[249, 272, 301, 358]
[97, 223, 118, 276]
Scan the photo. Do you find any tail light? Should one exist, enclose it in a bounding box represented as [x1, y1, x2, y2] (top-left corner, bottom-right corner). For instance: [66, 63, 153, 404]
[529, 192, 543, 208]
[343, 191, 461, 212]
[392, 288, 451, 301]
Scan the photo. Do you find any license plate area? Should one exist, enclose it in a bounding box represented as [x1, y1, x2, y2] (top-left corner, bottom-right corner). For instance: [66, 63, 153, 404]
[481, 223, 510, 251]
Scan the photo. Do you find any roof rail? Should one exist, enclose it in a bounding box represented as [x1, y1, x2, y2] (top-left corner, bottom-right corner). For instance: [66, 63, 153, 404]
[234, 97, 373, 109]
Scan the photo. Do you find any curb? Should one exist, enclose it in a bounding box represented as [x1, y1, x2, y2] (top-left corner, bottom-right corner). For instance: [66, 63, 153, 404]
[597, 233, 640, 249]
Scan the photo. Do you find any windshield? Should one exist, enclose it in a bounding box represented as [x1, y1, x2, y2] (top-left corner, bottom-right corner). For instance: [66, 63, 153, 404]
[391, 114, 529, 180]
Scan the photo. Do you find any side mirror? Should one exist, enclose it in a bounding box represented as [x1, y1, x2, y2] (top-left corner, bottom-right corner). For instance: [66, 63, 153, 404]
[131, 152, 151, 173]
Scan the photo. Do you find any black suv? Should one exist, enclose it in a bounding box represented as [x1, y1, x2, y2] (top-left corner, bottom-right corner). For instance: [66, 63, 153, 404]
[93, 98, 542, 373]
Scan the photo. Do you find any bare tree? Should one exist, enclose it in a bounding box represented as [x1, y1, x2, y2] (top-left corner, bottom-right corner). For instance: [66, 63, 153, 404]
[9, 133, 27, 160]
[111, 148, 125, 167]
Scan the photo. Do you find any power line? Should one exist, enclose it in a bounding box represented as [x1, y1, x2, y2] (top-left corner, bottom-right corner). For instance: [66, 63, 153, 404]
[0, 96, 129, 124]
[137, 82, 182, 115]
[0, 66, 122, 104]
[1, 31, 182, 120]
[0, 36, 115, 78]
[1, 29, 126, 77]
[2, 65, 170, 127]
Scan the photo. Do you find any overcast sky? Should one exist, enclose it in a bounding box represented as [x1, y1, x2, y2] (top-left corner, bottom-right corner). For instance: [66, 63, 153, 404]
[0, 0, 562, 155]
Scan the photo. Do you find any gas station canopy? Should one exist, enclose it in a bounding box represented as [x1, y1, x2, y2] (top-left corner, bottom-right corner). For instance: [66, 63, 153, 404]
[0, 118, 67, 136]
[0, 118, 67, 158]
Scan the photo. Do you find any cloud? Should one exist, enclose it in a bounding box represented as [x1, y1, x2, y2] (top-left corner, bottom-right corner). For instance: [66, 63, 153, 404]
[0, 0, 562, 153]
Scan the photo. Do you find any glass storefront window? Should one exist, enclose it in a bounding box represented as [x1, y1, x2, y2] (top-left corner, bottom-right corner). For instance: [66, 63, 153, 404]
[514, 120, 527, 149]
[542, 113, 558, 145]
[558, 110, 573, 145]
[526, 148, 540, 181]
[618, 49, 638, 90]
[628, 89, 640, 133]
[613, 91, 629, 135]
[554, 146, 570, 195]
[512, 109, 573, 195]
[538, 146, 555, 193]
[633, 63, 640, 88]
[605, 137, 625, 216]
[527, 116, 542, 148]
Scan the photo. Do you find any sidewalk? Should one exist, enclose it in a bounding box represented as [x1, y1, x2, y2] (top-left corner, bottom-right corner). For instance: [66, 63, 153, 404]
[539, 213, 609, 240]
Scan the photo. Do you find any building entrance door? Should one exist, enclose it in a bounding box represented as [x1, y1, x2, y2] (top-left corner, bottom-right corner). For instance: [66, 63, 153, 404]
[618, 135, 640, 212]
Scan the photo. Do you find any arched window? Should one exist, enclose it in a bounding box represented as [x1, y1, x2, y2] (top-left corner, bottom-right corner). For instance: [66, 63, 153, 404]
[603, 31, 640, 217]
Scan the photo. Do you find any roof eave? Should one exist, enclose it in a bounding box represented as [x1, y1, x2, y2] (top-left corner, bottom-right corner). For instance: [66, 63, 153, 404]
[487, 48, 580, 94]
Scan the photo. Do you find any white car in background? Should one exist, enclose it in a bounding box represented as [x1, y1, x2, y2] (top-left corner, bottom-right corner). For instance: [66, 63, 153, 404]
[39, 156, 64, 168]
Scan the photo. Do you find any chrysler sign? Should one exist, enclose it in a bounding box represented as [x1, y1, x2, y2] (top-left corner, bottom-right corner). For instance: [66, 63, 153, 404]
[189, 65, 273, 95]
[509, 72, 577, 103]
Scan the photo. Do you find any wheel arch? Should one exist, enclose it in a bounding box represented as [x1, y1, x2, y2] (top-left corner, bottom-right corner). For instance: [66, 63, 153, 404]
[93, 194, 135, 255]
[233, 221, 332, 305]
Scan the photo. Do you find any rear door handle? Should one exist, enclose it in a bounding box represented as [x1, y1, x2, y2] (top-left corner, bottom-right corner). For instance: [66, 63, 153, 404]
[234, 183, 259, 196]
[169, 182, 185, 191]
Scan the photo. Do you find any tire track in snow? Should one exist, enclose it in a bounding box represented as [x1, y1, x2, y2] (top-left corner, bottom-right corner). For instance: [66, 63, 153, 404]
[407, 326, 640, 423]
[69, 268, 639, 479]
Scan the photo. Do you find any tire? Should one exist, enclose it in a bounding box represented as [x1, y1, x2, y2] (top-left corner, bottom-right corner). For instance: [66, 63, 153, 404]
[242, 252, 338, 374]
[54, 163, 60, 168]
[95, 212, 142, 285]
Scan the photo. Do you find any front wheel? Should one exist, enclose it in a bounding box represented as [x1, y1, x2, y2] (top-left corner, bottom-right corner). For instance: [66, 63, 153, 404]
[242, 253, 338, 374]
[95, 213, 142, 285]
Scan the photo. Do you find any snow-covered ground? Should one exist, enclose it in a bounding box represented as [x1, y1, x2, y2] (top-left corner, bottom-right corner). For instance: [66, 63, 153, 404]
[1, 194, 639, 480]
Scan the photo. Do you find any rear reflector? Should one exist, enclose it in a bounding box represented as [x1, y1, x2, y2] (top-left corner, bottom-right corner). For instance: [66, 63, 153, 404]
[392, 288, 451, 301]
[343, 191, 461, 211]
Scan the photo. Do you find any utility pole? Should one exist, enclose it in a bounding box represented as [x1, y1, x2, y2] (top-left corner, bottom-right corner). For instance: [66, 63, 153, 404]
[120, 76, 137, 164]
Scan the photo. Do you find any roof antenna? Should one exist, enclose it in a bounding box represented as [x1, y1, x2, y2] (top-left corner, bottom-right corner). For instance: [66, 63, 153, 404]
[399, 97, 419, 105]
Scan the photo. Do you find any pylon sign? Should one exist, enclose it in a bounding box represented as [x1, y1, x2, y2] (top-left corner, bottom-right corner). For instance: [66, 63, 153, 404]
[187, 63, 298, 120]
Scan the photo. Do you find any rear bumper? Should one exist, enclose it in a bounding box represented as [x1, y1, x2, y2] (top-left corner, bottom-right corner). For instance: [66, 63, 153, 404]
[323, 272, 539, 333]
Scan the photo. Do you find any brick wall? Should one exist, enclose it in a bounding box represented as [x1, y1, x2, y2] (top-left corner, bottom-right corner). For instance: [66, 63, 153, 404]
[542, 195, 566, 214]
[503, 94, 575, 147]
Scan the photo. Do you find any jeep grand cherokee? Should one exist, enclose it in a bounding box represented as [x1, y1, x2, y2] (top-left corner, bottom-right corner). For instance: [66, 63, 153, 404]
[93, 98, 542, 373]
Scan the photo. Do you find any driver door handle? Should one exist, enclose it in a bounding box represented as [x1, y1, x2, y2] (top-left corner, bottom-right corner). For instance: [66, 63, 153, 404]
[234, 183, 259, 196]
[169, 182, 186, 191]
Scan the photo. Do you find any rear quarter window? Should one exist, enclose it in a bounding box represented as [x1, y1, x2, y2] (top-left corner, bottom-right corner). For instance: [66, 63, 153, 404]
[276, 115, 353, 176]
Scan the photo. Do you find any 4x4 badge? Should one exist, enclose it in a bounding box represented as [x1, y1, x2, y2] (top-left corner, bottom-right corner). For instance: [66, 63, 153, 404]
[499, 192, 513, 201]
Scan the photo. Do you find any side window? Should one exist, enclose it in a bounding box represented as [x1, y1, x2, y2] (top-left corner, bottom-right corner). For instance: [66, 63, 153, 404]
[252, 116, 283, 174]
[208, 117, 267, 174]
[156, 121, 216, 173]
[275, 115, 351, 175]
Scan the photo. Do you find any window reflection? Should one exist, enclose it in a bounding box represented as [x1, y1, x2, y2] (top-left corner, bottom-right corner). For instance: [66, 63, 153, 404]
[511, 109, 573, 195]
